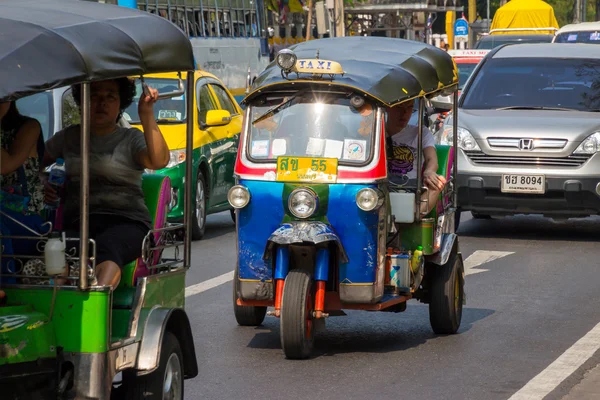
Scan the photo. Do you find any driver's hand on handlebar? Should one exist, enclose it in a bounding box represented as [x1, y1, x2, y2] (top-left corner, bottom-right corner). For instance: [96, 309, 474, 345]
[43, 181, 58, 205]
[424, 171, 446, 192]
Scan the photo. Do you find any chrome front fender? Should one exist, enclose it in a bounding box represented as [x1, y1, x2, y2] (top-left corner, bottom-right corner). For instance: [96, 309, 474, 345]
[262, 221, 349, 263]
[426, 233, 458, 266]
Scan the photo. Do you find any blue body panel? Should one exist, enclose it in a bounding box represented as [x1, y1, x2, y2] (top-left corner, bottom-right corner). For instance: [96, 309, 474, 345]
[327, 184, 379, 284]
[237, 181, 380, 286]
[237, 180, 285, 281]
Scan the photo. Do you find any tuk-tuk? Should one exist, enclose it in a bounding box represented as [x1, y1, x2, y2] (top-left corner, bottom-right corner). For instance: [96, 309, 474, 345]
[0, 1, 197, 398]
[229, 36, 465, 359]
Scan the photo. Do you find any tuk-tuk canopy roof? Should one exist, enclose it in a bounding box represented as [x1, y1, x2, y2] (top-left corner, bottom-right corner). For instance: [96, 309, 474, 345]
[244, 36, 458, 107]
[0, 0, 196, 101]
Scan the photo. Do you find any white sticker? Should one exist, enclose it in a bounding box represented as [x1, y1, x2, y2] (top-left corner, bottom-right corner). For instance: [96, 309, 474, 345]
[568, 34, 578, 41]
[343, 139, 367, 161]
[323, 139, 344, 159]
[591, 32, 600, 41]
[158, 110, 181, 119]
[271, 139, 287, 156]
[306, 138, 325, 156]
[251, 140, 269, 157]
[173, 95, 185, 100]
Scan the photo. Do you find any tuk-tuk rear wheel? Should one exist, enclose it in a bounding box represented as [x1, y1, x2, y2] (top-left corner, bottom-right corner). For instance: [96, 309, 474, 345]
[428, 249, 464, 335]
[123, 331, 184, 399]
[233, 269, 267, 326]
[280, 270, 315, 360]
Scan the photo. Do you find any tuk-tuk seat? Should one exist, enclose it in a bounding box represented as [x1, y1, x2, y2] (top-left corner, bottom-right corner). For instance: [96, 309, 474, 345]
[113, 174, 171, 308]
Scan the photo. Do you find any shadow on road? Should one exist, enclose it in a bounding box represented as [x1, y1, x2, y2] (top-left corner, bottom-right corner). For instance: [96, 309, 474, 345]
[242, 305, 494, 358]
[457, 212, 600, 243]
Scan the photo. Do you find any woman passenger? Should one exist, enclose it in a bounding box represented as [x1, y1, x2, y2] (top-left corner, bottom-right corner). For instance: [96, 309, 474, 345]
[43, 78, 169, 290]
[1, 101, 46, 258]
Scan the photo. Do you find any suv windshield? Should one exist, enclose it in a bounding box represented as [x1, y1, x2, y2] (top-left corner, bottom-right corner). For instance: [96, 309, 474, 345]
[248, 93, 376, 165]
[474, 35, 553, 49]
[461, 57, 600, 111]
[123, 78, 187, 124]
[554, 31, 600, 44]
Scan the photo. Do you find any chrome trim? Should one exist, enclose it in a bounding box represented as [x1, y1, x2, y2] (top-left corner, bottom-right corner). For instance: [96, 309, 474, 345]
[127, 278, 147, 339]
[184, 71, 194, 270]
[136, 307, 171, 372]
[62, 343, 139, 399]
[487, 138, 567, 150]
[464, 151, 591, 167]
[0, 283, 110, 292]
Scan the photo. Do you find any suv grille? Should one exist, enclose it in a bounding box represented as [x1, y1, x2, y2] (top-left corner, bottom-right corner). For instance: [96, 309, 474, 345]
[464, 151, 592, 167]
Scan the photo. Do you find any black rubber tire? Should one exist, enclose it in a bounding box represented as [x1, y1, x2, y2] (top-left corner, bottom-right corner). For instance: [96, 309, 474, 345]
[454, 209, 462, 232]
[471, 211, 491, 219]
[124, 332, 184, 399]
[232, 268, 267, 326]
[192, 172, 207, 241]
[428, 248, 464, 335]
[280, 270, 315, 360]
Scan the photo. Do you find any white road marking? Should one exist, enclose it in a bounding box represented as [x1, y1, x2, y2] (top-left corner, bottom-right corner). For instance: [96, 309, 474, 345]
[508, 322, 600, 400]
[183, 250, 514, 297]
[464, 250, 514, 276]
[185, 270, 234, 297]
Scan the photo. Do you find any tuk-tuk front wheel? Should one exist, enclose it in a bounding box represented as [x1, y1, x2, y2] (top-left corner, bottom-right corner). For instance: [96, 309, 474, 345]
[233, 269, 267, 326]
[428, 249, 464, 335]
[124, 332, 184, 399]
[280, 270, 315, 360]
[192, 172, 207, 241]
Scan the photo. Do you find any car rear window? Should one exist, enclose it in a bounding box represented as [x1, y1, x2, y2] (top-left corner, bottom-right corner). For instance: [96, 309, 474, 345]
[461, 57, 600, 112]
[554, 31, 600, 44]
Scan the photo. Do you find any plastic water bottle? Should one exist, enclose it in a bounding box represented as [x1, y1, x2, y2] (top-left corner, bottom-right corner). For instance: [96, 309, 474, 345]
[412, 246, 423, 273]
[47, 158, 66, 210]
[44, 232, 66, 276]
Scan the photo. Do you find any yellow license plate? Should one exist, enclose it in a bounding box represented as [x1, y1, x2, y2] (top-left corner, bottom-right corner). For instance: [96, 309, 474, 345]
[276, 157, 338, 183]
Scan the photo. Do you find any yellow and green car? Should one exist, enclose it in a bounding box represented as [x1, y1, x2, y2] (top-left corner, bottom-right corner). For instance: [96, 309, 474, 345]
[124, 71, 242, 240]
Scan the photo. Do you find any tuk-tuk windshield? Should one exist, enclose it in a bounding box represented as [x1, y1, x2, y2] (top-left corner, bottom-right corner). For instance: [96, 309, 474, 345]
[248, 93, 376, 165]
[123, 78, 187, 124]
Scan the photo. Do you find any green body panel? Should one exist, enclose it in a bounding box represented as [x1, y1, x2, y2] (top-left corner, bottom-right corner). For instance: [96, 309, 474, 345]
[111, 309, 131, 342]
[398, 219, 435, 255]
[3, 288, 110, 353]
[282, 183, 330, 223]
[0, 305, 56, 365]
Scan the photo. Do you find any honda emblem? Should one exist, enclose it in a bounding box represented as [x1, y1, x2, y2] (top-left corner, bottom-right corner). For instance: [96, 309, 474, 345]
[519, 139, 534, 150]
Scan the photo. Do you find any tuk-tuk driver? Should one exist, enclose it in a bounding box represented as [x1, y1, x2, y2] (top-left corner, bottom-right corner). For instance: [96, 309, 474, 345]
[43, 78, 169, 290]
[385, 99, 446, 214]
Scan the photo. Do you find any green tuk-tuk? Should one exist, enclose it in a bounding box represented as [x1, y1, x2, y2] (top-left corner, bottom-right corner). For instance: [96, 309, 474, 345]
[1, 1, 197, 398]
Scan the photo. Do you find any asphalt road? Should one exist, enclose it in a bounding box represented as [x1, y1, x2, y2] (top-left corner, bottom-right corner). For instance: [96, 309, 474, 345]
[182, 211, 600, 400]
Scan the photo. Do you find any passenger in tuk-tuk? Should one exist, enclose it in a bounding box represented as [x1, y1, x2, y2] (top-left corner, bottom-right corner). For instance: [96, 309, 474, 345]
[0, 101, 47, 273]
[42, 78, 169, 290]
[385, 99, 447, 214]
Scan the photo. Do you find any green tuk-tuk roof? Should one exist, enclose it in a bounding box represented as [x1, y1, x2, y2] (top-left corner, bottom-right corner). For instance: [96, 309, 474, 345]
[244, 36, 459, 107]
[0, 0, 195, 102]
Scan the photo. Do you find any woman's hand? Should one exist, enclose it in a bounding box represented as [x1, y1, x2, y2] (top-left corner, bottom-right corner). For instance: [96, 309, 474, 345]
[138, 85, 159, 122]
[424, 170, 446, 192]
[43, 181, 59, 205]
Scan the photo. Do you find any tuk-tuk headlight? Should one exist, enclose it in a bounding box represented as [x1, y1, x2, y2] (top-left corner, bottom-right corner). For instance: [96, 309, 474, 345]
[356, 188, 383, 211]
[166, 149, 186, 169]
[288, 188, 317, 218]
[276, 49, 297, 71]
[228, 185, 250, 209]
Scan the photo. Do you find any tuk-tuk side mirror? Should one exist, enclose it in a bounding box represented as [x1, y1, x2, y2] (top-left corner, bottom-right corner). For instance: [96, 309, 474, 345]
[204, 110, 232, 127]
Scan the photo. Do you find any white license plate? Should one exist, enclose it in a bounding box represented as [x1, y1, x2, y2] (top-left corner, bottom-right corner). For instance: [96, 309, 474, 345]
[501, 174, 545, 194]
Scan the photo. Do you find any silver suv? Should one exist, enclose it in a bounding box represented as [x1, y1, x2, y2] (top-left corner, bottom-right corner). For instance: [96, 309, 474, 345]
[438, 43, 600, 224]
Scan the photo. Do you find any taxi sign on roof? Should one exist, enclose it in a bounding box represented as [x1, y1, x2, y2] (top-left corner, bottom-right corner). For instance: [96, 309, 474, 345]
[447, 49, 490, 58]
[292, 59, 344, 75]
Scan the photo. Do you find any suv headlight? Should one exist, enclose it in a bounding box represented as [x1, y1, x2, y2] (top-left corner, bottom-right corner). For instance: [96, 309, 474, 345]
[441, 126, 481, 151]
[288, 188, 317, 219]
[165, 149, 186, 169]
[574, 132, 600, 154]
